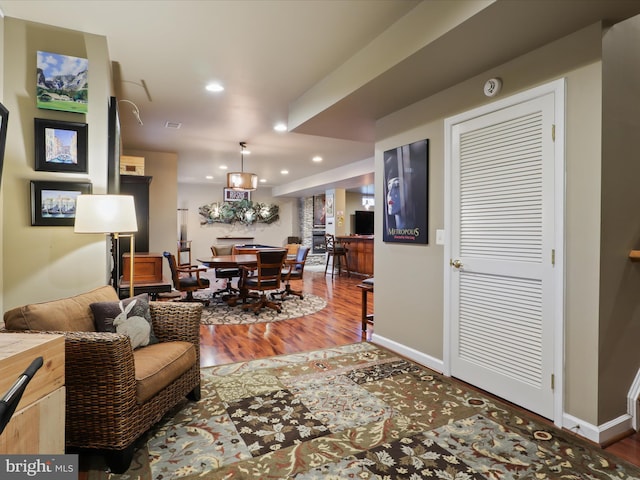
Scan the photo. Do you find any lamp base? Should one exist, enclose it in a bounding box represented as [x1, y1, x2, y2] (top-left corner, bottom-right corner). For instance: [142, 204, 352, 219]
[110, 233, 119, 289]
[128, 234, 135, 298]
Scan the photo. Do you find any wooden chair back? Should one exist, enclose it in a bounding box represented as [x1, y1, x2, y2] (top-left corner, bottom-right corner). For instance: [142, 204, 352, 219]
[211, 244, 234, 256]
[325, 234, 346, 252]
[164, 252, 181, 287]
[177, 240, 192, 267]
[247, 249, 287, 292]
[286, 243, 300, 257]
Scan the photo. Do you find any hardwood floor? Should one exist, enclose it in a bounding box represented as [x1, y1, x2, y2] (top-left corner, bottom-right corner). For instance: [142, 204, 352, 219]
[607, 431, 640, 468]
[199, 267, 640, 469]
[199, 268, 372, 366]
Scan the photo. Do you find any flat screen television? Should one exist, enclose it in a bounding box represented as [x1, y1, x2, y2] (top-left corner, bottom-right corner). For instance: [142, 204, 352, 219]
[354, 210, 374, 235]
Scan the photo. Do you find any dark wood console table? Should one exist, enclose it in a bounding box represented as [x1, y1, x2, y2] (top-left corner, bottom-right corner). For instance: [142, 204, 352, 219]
[337, 235, 374, 276]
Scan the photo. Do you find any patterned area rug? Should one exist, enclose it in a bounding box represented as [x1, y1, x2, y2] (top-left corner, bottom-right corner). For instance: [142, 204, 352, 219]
[194, 292, 327, 325]
[87, 342, 640, 479]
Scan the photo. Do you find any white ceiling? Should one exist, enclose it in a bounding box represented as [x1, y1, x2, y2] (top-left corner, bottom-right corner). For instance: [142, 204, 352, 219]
[2, 0, 640, 197]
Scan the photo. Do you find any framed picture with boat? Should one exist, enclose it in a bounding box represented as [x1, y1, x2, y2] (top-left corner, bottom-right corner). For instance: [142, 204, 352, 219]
[34, 118, 88, 173]
[30, 180, 92, 226]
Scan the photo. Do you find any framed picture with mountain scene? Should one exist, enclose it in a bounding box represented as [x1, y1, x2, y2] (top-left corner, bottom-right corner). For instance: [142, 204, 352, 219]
[36, 51, 88, 114]
[31, 180, 92, 226]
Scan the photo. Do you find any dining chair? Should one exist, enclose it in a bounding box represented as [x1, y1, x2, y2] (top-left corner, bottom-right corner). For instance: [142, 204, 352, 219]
[240, 249, 287, 315]
[177, 240, 192, 268]
[272, 245, 310, 300]
[210, 244, 240, 299]
[163, 251, 210, 305]
[324, 234, 350, 278]
[286, 243, 300, 259]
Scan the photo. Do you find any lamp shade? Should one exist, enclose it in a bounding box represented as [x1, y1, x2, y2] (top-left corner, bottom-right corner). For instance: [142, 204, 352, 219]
[227, 172, 258, 191]
[74, 194, 138, 233]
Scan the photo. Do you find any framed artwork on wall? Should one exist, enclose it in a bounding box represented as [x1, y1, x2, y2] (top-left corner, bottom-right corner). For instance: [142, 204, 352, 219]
[313, 194, 326, 228]
[107, 96, 121, 193]
[34, 118, 88, 173]
[30, 180, 92, 226]
[223, 188, 251, 202]
[36, 51, 88, 113]
[0, 101, 9, 187]
[325, 193, 334, 218]
[383, 139, 429, 244]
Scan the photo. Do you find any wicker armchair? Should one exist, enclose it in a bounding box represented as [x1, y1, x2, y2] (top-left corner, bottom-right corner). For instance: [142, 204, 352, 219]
[3, 289, 202, 474]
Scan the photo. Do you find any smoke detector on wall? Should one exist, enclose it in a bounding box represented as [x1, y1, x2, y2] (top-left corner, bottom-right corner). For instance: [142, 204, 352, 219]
[483, 78, 502, 97]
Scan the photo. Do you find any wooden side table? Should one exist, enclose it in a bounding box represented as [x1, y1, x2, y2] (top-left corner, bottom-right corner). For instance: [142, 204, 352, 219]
[118, 277, 173, 300]
[0, 333, 65, 454]
[357, 283, 374, 331]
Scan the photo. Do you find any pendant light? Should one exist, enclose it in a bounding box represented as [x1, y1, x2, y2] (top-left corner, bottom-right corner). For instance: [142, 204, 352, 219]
[227, 141, 258, 191]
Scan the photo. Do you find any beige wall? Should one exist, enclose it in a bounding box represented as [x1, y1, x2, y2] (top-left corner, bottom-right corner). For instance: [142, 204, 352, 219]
[598, 16, 640, 422]
[0, 17, 296, 310]
[374, 23, 605, 425]
[177, 183, 296, 262]
[2, 18, 112, 310]
[563, 62, 602, 424]
[125, 149, 178, 258]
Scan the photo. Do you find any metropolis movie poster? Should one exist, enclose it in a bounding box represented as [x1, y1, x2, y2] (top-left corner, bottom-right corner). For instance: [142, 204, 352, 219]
[383, 139, 429, 244]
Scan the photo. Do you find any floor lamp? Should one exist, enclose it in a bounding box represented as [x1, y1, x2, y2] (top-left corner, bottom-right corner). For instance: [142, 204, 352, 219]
[74, 194, 138, 297]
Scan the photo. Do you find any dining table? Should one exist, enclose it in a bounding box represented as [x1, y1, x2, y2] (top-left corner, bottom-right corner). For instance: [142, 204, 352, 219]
[198, 251, 295, 306]
[197, 254, 259, 306]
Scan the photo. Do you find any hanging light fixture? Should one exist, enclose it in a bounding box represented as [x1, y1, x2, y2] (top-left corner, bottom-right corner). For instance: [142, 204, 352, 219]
[227, 141, 258, 191]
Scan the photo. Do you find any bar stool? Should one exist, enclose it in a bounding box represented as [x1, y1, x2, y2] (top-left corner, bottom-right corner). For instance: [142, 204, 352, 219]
[324, 234, 350, 278]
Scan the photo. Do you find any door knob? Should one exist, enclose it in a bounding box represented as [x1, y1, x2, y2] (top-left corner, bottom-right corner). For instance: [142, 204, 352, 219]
[450, 259, 463, 269]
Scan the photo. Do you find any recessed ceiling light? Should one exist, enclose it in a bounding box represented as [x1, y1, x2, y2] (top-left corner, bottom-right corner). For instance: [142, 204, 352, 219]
[312, 156, 322, 162]
[205, 175, 213, 180]
[274, 123, 287, 132]
[219, 165, 228, 170]
[260, 178, 267, 183]
[205, 82, 224, 92]
[281, 169, 289, 175]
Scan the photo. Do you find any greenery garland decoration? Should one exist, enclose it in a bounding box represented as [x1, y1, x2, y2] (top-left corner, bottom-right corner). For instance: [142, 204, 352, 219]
[199, 200, 279, 226]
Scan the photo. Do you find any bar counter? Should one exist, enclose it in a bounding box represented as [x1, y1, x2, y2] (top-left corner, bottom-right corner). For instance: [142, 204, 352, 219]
[336, 235, 374, 276]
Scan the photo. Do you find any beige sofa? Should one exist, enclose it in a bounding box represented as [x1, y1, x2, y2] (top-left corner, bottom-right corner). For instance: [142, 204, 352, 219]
[3, 285, 202, 473]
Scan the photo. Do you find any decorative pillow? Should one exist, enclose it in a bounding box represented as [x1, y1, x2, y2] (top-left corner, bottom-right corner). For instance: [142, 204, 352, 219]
[113, 299, 151, 349]
[90, 293, 158, 346]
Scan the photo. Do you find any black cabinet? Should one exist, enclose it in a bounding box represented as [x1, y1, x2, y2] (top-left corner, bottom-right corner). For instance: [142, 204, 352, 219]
[120, 175, 152, 265]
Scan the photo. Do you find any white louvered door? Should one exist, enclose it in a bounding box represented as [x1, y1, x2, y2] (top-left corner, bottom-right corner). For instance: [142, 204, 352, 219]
[450, 92, 556, 420]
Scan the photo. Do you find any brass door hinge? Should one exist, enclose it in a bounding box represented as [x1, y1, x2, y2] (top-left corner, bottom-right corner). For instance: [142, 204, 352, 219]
[552, 124, 556, 141]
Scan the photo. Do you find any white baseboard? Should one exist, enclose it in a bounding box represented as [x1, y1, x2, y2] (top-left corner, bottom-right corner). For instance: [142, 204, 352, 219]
[370, 333, 444, 373]
[561, 413, 600, 443]
[627, 367, 640, 430]
[562, 412, 633, 445]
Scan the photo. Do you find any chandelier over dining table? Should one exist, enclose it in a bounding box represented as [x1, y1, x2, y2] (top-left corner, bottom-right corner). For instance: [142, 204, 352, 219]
[227, 141, 258, 191]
